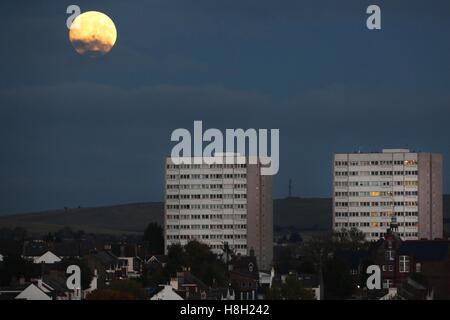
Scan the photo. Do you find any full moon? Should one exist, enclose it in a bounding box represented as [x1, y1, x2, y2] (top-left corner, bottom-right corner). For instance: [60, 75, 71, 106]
[69, 11, 117, 57]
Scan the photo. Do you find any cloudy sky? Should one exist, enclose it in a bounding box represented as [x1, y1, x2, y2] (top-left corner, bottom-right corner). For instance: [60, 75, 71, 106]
[1, 0, 449, 214]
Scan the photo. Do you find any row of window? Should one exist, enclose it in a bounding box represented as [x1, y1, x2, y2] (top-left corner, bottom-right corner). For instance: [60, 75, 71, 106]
[167, 184, 247, 190]
[167, 204, 247, 210]
[336, 222, 372, 227]
[335, 201, 418, 207]
[335, 180, 418, 187]
[335, 211, 418, 217]
[335, 191, 418, 197]
[335, 160, 417, 167]
[167, 164, 247, 169]
[210, 244, 247, 250]
[167, 224, 247, 230]
[167, 214, 247, 220]
[335, 170, 418, 177]
[167, 173, 247, 180]
[166, 234, 246, 240]
[167, 193, 247, 200]
[335, 222, 417, 228]
[364, 232, 418, 238]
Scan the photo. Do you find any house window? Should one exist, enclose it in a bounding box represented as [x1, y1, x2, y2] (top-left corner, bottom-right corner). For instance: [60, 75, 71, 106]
[385, 250, 395, 261]
[382, 265, 394, 272]
[399, 256, 410, 273]
[416, 262, 421, 273]
[383, 279, 393, 289]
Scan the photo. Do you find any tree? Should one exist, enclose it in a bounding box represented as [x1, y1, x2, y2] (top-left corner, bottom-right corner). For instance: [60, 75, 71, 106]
[142, 264, 167, 287]
[165, 243, 186, 276]
[299, 229, 369, 300]
[273, 246, 302, 275]
[184, 241, 227, 287]
[289, 231, 302, 243]
[266, 275, 315, 300]
[165, 241, 227, 287]
[303, 235, 334, 268]
[0, 255, 40, 286]
[297, 259, 316, 274]
[143, 222, 164, 254]
[57, 227, 73, 240]
[333, 227, 367, 251]
[43, 232, 55, 243]
[323, 256, 354, 299]
[12, 227, 27, 242]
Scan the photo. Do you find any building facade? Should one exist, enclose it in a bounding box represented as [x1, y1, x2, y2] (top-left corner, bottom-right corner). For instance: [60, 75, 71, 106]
[164, 155, 273, 270]
[372, 227, 450, 299]
[333, 149, 443, 241]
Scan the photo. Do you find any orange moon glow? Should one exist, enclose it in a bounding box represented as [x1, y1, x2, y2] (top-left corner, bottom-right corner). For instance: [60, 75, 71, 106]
[69, 11, 117, 57]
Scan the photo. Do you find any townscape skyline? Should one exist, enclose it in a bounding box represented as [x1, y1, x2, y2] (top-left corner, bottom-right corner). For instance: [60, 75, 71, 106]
[1, 0, 450, 215]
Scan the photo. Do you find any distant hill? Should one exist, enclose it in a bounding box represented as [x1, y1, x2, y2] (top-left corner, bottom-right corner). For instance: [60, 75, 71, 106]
[444, 195, 450, 229]
[0, 195, 448, 235]
[0, 202, 163, 235]
[274, 197, 332, 231]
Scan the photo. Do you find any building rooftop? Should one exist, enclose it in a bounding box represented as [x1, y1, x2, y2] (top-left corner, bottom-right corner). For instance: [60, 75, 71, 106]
[382, 149, 411, 153]
[397, 240, 450, 262]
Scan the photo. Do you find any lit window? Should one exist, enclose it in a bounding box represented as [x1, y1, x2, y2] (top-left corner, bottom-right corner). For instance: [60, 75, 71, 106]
[385, 250, 395, 261]
[399, 256, 410, 273]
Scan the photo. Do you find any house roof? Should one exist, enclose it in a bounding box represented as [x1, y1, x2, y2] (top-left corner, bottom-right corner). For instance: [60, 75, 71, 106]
[147, 255, 168, 264]
[92, 250, 119, 266]
[42, 275, 69, 295]
[397, 240, 450, 262]
[0, 285, 28, 300]
[178, 271, 208, 290]
[34, 251, 62, 264]
[150, 285, 183, 300]
[52, 241, 81, 257]
[22, 241, 49, 257]
[22, 240, 96, 259]
[14, 284, 51, 301]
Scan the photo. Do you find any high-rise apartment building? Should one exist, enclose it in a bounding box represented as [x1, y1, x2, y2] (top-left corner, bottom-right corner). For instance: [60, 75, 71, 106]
[333, 149, 443, 241]
[164, 155, 273, 270]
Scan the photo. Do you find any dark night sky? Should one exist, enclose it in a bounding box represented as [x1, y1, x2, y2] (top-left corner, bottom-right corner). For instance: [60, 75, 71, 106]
[1, 0, 449, 214]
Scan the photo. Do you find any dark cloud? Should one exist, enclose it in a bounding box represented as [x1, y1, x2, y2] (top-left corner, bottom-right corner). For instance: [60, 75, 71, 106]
[1, 82, 449, 214]
[1, 0, 450, 214]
